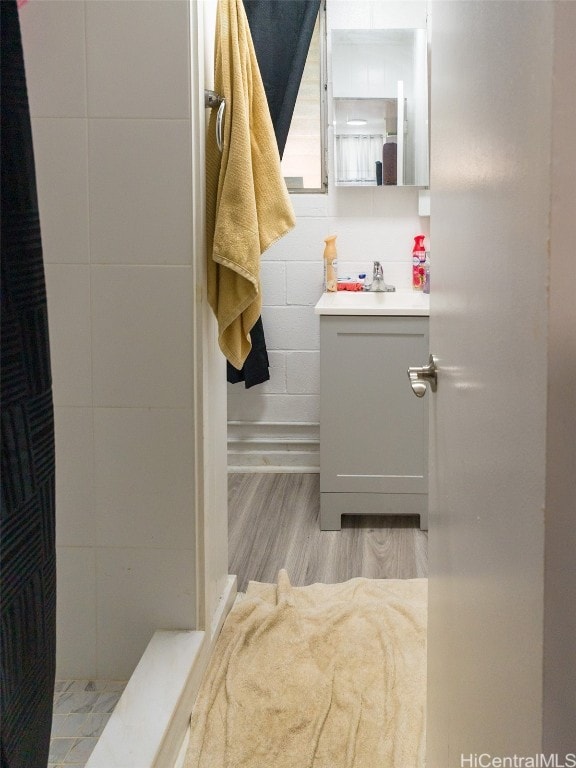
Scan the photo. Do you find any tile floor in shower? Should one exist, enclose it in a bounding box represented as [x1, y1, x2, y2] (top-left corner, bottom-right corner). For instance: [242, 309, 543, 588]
[49, 679, 127, 767]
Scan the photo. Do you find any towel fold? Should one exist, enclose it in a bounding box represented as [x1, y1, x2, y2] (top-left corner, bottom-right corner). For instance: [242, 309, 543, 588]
[206, 0, 295, 370]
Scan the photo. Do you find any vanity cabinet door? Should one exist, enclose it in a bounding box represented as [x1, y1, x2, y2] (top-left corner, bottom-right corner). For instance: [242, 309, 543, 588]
[320, 315, 429, 495]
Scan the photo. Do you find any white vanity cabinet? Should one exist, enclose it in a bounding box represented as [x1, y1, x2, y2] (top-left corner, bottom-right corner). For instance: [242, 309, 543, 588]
[315, 292, 429, 530]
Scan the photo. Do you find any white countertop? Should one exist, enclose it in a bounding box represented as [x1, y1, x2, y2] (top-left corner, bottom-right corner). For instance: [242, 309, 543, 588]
[314, 290, 430, 316]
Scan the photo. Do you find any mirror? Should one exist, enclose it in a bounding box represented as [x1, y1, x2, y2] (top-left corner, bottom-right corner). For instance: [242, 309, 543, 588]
[331, 29, 429, 187]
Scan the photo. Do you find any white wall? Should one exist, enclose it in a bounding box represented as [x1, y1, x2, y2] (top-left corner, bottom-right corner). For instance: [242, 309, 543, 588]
[20, 0, 197, 680]
[227, 0, 430, 469]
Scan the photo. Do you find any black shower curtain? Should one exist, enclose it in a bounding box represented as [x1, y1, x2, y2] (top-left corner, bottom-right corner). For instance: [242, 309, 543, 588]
[243, 0, 321, 158]
[227, 0, 320, 388]
[1, 2, 57, 767]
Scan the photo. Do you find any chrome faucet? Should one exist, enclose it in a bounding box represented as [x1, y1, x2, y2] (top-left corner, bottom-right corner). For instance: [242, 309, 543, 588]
[368, 261, 395, 292]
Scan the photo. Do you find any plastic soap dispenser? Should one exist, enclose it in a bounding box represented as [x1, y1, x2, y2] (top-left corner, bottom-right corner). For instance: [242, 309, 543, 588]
[323, 235, 338, 292]
[412, 235, 426, 291]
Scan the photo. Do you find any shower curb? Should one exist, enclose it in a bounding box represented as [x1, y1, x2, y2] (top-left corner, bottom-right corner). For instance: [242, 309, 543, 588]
[85, 575, 237, 768]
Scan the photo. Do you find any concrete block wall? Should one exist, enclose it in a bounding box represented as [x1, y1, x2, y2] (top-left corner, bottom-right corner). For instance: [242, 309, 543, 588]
[228, 0, 430, 470]
[20, 0, 197, 680]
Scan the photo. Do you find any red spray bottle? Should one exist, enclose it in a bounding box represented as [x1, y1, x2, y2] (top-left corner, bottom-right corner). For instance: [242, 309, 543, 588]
[412, 235, 426, 291]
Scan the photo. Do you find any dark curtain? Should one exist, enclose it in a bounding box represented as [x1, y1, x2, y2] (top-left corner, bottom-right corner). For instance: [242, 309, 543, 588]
[243, 0, 320, 158]
[227, 0, 320, 389]
[1, 2, 57, 767]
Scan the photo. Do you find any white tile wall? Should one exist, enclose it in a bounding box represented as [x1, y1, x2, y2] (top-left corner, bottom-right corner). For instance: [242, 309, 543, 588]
[88, 119, 193, 265]
[328, 1, 427, 32]
[54, 407, 95, 548]
[227, 0, 430, 437]
[93, 409, 195, 549]
[286, 262, 324, 306]
[286, 351, 321, 395]
[255, 351, 287, 395]
[371, 1, 428, 29]
[31, 119, 90, 264]
[56, 548, 97, 679]
[327, 185, 376, 217]
[262, 306, 321, 350]
[290, 193, 329, 218]
[95, 548, 197, 680]
[327, 0, 374, 30]
[91, 266, 193, 408]
[45, 265, 92, 407]
[21, 0, 197, 679]
[263, 217, 342, 261]
[260, 261, 287, 306]
[19, 0, 87, 118]
[228, 393, 320, 424]
[85, 0, 190, 119]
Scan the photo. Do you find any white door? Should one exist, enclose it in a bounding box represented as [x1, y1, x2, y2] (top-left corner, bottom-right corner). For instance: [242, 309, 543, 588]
[425, 2, 554, 763]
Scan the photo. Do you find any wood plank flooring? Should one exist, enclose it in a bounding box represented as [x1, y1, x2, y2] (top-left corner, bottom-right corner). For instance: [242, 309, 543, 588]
[228, 473, 428, 592]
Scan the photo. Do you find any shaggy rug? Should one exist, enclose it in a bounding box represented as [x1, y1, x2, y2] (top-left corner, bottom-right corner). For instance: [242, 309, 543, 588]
[185, 571, 427, 768]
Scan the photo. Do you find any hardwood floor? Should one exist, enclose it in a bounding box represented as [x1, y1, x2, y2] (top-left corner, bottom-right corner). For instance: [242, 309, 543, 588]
[228, 473, 428, 592]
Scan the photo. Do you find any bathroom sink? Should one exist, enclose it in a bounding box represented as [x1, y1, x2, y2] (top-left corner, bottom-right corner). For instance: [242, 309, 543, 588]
[314, 289, 429, 316]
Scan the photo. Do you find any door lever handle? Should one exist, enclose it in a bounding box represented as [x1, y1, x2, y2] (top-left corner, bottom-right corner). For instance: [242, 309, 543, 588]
[407, 354, 438, 397]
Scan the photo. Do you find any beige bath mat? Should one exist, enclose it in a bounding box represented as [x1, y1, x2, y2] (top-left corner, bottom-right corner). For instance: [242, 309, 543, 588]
[185, 571, 427, 768]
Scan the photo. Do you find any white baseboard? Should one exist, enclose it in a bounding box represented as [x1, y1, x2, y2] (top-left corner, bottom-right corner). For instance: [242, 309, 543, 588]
[227, 421, 319, 473]
[86, 575, 237, 768]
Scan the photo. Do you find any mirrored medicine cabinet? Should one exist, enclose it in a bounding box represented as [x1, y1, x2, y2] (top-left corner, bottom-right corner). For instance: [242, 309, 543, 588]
[331, 28, 429, 188]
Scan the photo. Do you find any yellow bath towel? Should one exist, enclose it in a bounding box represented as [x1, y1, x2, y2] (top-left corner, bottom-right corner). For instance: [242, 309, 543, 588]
[206, 0, 295, 370]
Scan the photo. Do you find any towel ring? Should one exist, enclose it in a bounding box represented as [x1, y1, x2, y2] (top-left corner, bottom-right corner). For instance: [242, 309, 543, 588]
[204, 89, 225, 153]
[216, 99, 225, 152]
